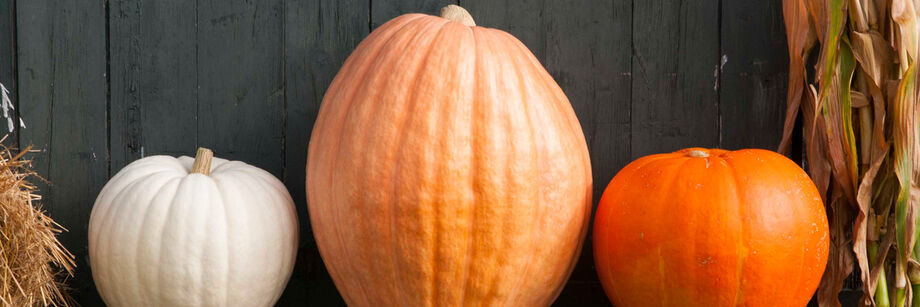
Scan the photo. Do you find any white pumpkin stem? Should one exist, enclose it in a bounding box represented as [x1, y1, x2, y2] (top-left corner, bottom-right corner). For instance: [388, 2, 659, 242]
[440, 5, 475, 26]
[191, 147, 214, 175]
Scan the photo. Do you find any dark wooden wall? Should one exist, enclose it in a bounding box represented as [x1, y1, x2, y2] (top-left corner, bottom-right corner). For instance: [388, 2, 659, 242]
[0, 0, 790, 305]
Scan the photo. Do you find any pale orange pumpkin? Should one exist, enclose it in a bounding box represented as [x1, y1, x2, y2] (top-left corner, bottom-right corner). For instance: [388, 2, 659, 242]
[593, 148, 829, 307]
[306, 5, 592, 306]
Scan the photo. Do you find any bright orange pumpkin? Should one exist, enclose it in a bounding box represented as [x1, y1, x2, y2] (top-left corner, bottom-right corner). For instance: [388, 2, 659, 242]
[306, 5, 592, 306]
[593, 148, 829, 307]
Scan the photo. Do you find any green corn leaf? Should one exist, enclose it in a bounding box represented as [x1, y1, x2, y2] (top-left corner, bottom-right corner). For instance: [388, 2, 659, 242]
[894, 62, 916, 259]
[821, 38, 860, 204]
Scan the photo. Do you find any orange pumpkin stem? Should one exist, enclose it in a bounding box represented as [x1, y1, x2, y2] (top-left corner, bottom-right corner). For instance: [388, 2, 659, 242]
[440, 5, 475, 26]
[191, 147, 214, 175]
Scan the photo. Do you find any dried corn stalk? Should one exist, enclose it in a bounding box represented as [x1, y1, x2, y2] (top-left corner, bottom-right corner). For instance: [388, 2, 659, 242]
[781, 0, 920, 306]
[0, 138, 74, 306]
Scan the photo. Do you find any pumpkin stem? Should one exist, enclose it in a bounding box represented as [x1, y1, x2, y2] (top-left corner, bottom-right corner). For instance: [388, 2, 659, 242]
[190, 147, 214, 175]
[440, 5, 475, 26]
[687, 149, 710, 158]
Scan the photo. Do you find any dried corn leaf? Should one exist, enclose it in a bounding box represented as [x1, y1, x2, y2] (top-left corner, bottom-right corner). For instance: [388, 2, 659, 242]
[820, 188, 856, 307]
[801, 84, 837, 307]
[891, 0, 919, 71]
[855, 73, 891, 306]
[809, 0, 831, 44]
[781, 0, 819, 155]
[891, 61, 918, 306]
[856, 142, 891, 306]
[851, 0, 871, 30]
[893, 62, 917, 259]
[868, 81, 889, 166]
[805, 85, 834, 199]
[873, 0, 891, 33]
[822, 39, 860, 205]
[851, 30, 893, 87]
[780, 0, 918, 305]
[815, 0, 847, 89]
[853, 90, 871, 107]
[808, 0, 847, 204]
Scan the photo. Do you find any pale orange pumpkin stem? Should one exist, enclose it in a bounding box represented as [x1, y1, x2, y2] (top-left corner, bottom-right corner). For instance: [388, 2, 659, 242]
[191, 147, 214, 175]
[440, 5, 475, 26]
[687, 149, 709, 158]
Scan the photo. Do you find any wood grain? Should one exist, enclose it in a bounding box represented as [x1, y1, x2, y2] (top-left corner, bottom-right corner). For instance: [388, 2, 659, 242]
[718, 0, 788, 150]
[542, 0, 633, 303]
[282, 0, 368, 305]
[197, 0, 285, 176]
[0, 0, 16, 147]
[462, 0, 545, 60]
[371, 0, 455, 29]
[16, 0, 108, 303]
[109, 0, 198, 171]
[7, 0, 806, 305]
[631, 0, 720, 157]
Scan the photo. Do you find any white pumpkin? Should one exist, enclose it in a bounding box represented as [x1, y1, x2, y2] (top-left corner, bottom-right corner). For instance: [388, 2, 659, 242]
[88, 148, 298, 307]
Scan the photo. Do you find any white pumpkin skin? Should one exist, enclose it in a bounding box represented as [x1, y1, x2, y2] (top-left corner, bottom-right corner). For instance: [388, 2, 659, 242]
[89, 155, 299, 307]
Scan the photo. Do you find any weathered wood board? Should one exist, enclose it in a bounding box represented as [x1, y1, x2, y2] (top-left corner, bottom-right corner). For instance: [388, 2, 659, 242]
[2, 0, 793, 305]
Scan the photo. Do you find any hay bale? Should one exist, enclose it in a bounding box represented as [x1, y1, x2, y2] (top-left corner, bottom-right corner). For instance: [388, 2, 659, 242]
[0, 140, 74, 306]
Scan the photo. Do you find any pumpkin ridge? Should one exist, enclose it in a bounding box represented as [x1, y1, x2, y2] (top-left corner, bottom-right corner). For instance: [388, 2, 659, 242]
[141, 175, 185, 304]
[496, 33, 516, 303]
[603, 154, 681, 305]
[92, 169, 167, 256]
[198, 181, 214, 304]
[100, 171, 174, 303]
[112, 170, 184, 302]
[423, 20, 458, 306]
[720, 155, 749, 306]
[221, 172, 290, 303]
[512, 40, 593, 277]
[211, 178, 232, 306]
[594, 154, 669, 305]
[457, 25, 481, 307]
[131, 173, 185, 304]
[466, 30, 512, 304]
[430, 22, 479, 305]
[508, 30, 585, 160]
[664, 156, 701, 305]
[499, 31, 543, 305]
[320, 16, 430, 306]
[237, 172, 289, 304]
[776, 153, 813, 305]
[379, 18, 454, 306]
[657, 247, 668, 306]
[153, 175, 189, 305]
[493, 27, 518, 302]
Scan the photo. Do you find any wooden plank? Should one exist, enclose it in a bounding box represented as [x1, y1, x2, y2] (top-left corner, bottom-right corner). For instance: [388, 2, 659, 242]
[631, 0, 720, 157]
[0, 0, 16, 147]
[539, 0, 632, 302]
[109, 0, 198, 172]
[16, 0, 108, 303]
[283, 0, 367, 304]
[719, 0, 787, 150]
[371, 0, 454, 30]
[462, 0, 546, 60]
[197, 0, 284, 176]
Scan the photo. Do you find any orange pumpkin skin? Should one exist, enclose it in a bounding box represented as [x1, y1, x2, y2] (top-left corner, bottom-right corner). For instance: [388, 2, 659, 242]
[306, 12, 592, 307]
[593, 148, 828, 307]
